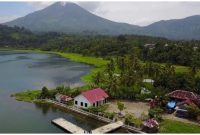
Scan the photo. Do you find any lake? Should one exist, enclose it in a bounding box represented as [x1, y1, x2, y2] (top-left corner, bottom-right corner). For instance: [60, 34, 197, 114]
[0, 51, 106, 133]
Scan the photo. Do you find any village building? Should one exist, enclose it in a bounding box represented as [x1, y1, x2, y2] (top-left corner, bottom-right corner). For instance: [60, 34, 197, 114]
[141, 87, 151, 95]
[74, 88, 109, 108]
[193, 46, 198, 51]
[55, 93, 73, 103]
[144, 44, 156, 49]
[167, 90, 200, 106]
[143, 79, 154, 85]
[164, 43, 169, 47]
[167, 90, 200, 117]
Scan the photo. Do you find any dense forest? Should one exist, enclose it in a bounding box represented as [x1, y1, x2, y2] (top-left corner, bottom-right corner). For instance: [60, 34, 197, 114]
[1, 25, 200, 67]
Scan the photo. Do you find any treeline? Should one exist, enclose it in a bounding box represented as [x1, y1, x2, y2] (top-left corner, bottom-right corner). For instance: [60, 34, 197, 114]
[1, 25, 200, 67]
[141, 43, 200, 67]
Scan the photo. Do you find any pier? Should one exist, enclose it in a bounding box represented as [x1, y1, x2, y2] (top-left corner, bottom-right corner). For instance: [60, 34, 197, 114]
[48, 100, 145, 133]
[92, 121, 123, 134]
[52, 118, 85, 134]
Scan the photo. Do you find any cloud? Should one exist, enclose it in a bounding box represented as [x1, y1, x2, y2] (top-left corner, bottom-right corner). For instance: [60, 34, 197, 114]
[88, 2, 200, 26]
[0, 15, 20, 23]
[77, 2, 101, 12]
[25, 2, 53, 10]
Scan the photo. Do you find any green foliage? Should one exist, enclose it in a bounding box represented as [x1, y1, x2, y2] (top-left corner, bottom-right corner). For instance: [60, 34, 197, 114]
[87, 104, 108, 113]
[187, 104, 200, 120]
[12, 90, 41, 102]
[125, 113, 143, 128]
[117, 101, 125, 113]
[56, 85, 72, 95]
[125, 113, 136, 126]
[104, 112, 115, 119]
[148, 107, 163, 122]
[39, 86, 50, 99]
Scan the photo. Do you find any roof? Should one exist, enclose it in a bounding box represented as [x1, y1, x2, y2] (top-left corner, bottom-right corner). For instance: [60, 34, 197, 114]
[55, 93, 72, 101]
[176, 99, 193, 107]
[168, 90, 200, 101]
[82, 88, 109, 103]
[143, 79, 154, 83]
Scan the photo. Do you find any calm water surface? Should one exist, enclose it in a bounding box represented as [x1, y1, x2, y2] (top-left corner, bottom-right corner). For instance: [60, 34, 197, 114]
[0, 51, 107, 133]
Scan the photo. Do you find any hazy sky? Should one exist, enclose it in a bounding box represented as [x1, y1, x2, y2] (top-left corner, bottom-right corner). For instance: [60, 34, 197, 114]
[0, 2, 200, 26]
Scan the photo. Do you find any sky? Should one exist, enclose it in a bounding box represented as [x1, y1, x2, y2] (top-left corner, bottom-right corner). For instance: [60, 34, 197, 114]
[0, 1, 200, 26]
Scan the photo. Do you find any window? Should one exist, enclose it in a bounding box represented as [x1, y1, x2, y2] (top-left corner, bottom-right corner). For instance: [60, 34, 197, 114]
[93, 103, 95, 107]
[81, 102, 83, 106]
[85, 103, 87, 107]
[75, 100, 78, 105]
[96, 101, 98, 106]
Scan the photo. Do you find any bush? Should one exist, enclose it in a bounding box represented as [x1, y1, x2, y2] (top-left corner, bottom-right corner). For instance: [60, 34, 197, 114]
[104, 112, 115, 119]
[87, 104, 108, 114]
[148, 107, 163, 122]
[125, 113, 143, 128]
[187, 103, 200, 120]
[125, 113, 136, 126]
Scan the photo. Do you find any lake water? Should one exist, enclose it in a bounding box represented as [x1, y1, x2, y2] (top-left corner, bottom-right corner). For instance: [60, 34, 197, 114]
[0, 51, 106, 133]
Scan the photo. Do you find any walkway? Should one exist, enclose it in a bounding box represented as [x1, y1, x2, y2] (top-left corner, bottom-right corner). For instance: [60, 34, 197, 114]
[52, 118, 85, 134]
[92, 121, 123, 133]
[45, 99, 144, 133]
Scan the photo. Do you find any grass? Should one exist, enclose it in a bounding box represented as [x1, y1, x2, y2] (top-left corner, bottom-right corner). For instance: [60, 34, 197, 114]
[159, 119, 200, 133]
[11, 90, 41, 102]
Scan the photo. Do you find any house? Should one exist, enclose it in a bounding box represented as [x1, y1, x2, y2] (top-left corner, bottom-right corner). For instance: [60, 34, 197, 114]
[193, 46, 198, 51]
[144, 44, 156, 49]
[164, 43, 169, 47]
[55, 93, 73, 103]
[74, 88, 109, 108]
[141, 87, 151, 94]
[167, 90, 200, 107]
[143, 79, 154, 85]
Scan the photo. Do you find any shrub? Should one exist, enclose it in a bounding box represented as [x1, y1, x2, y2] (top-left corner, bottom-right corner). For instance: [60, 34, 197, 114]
[148, 107, 163, 122]
[125, 113, 143, 128]
[125, 113, 135, 126]
[187, 103, 200, 120]
[104, 112, 115, 119]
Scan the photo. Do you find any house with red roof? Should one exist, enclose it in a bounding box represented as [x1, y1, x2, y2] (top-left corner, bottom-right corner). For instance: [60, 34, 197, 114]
[167, 90, 200, 107]
[74, 88, 109, 108]
[55, 93, 73, 103]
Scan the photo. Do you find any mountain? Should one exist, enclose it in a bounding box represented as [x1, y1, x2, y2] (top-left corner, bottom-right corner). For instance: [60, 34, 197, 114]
[141, 15, 200, 40]
[4, 2, 140, 35]
[4, 2, 200, 40]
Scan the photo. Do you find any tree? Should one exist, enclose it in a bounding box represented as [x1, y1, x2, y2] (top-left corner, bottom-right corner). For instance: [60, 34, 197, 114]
[40, 86, 49, 99]
[93, 72, 102, 85]
[117, 101, 125, 115]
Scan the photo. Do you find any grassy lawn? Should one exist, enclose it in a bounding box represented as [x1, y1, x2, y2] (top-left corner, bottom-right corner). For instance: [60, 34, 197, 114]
[11, 90, 41, 102]
[159, 119, 200, 133]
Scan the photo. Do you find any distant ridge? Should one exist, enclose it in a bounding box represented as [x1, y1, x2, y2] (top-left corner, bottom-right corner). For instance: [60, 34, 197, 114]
[4, 2, 200, 40]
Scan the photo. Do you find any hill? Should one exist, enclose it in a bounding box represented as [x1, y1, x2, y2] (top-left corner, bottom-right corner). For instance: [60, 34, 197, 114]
[5, 2, 140, 35]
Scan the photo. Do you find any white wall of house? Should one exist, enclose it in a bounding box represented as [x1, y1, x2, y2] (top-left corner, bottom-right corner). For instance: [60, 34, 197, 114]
[74, 95, 91, 108]
[55, 94, 61, 102]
